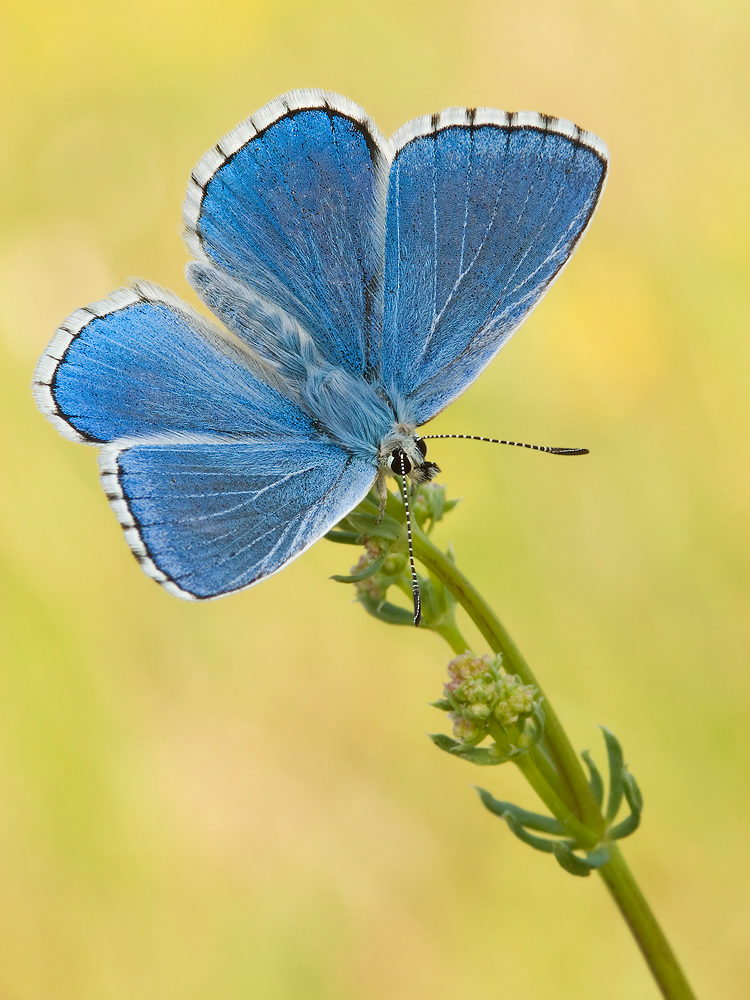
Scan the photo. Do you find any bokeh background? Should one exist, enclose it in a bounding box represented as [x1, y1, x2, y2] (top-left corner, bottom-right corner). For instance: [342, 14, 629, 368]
[1, 0, 748, 997]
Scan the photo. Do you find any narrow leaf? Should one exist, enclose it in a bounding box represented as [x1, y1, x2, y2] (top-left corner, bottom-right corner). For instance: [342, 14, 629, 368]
[359, 597, 414, 626]
[419, 577, 441, 622]
[553, 842, 593, 877]
[623, 768, 644, 815]
[610, 770, 643, 839]
[346, 512, 402, 540]
[330, 553, 387, 583]
[430, 733, 469, 754]
[583, 845, 610, 869]
[429, 735, 508, 766]
[324, 530, 362, 545]
[609, 813, 640, 840]
[581, 750, 605, 808]
[475, 788, 566, 835]
[601, 726, 625, 823]
[504, 813, 557, 853]
[451, 746, 507, 766]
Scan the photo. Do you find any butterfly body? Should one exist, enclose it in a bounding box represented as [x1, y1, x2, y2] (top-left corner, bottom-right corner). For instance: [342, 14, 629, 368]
[33, 90, 607, 601]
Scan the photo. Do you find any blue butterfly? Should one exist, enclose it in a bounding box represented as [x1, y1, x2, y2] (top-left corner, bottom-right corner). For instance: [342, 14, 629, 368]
[33, 90, 608, 617]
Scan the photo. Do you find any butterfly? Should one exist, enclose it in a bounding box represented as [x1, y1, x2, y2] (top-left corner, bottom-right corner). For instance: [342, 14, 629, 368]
[32, 90, 608, 622]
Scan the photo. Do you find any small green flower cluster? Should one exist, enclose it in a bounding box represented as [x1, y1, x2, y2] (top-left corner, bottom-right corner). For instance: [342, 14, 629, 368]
[350, 483, 455, 602]
[351, 541, 407, 602]
[411, 482, 457, 529]
[443, 652, 538, 744]
[330, 483, 463, 630]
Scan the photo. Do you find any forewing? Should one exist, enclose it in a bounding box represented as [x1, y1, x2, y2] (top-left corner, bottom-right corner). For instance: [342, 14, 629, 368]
[184, 89, 388, 378]
[101, 435, 375, 599]
[33, 283, 375, 598]
[33, 281, 313, 444]
[381, 109, 608, 424]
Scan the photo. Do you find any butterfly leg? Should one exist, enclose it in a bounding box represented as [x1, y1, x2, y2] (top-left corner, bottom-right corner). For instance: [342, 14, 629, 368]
[373, 466, 389, 523]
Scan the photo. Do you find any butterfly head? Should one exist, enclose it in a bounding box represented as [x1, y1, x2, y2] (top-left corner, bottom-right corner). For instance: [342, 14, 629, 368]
[379, 425, 440, 487]
[387, 442, 440, 485]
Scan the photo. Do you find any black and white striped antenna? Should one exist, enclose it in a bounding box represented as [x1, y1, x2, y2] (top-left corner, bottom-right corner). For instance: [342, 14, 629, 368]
[420, 434, 588, 456]
[390, 435, 588, 626]
[397, 473, 422, 626]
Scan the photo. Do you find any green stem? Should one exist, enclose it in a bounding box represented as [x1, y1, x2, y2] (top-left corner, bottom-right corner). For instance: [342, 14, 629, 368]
[434, 619, 468, 654]
[390, 505, 697, 1000]
[511, 753, 598, 848]
[598, 844, 697, 1000]
[409, 516, 604, 835]
[527, 744, 594, 836]
[391, 575, 468, 652]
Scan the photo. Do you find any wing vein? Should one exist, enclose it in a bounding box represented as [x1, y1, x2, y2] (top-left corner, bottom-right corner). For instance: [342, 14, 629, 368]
[326, 112, 370, 371]
[421, 128, 509, 350]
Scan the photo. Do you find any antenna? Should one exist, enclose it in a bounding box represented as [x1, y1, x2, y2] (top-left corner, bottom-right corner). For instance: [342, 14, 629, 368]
[420, 434, 588, 456]
[397, 474, 422, 627]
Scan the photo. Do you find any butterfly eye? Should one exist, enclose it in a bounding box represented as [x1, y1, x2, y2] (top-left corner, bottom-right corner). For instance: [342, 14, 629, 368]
[415, 437, 427, 458]
[389, 449, 412, 475]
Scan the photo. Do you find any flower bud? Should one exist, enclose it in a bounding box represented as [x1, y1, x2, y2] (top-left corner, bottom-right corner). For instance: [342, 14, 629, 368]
[363, 536, 387, 560]
[452, 715, 484, 743]
[446, 651, 495, 687]
[382, 553, 407, 575]
[350, 553, 388, 601]
[493, 675, 538, 726]
[439, 651, 539, 746]
[412, 482, 448, 523]
[464, 702, 492, 722]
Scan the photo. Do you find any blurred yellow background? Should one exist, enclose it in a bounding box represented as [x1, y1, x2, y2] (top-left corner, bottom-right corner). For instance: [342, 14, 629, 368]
[1, 0, 748, 996]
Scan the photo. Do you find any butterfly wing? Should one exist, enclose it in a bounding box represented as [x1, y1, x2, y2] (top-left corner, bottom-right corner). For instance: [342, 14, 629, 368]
[32, 282, 314, 443]
[33, 284, 375, 598]
[184, 89, 388, 379]
[380, 109, 608, 424]
[100, 434, 374, 600]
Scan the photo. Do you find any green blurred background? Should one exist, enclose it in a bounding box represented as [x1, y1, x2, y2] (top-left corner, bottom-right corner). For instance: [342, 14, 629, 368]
[1, 0, 748, 996]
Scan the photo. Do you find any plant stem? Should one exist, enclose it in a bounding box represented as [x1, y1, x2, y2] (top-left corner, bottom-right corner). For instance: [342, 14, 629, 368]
[598, 844, 697, 1000]
[394, 573, 468, 653]
[409, 516, 603, 835]
[434, 619, 468, 654]
[401, 512, 696, 1000]
[511, 753, 598, 847]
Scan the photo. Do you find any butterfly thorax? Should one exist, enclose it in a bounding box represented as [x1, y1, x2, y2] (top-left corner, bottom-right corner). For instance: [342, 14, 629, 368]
[188, 262, 439, 480]
[301, 372, 439, 486]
